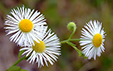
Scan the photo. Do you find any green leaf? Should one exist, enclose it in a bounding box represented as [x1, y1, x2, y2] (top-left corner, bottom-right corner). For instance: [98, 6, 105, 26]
[18, 49, 25, 59]
[20, 69, 28, 71]
[6, 66, 21, 71]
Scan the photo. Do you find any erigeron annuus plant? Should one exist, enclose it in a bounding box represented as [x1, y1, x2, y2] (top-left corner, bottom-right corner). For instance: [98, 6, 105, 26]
[79, 20, 106, 60]
[4, 6, 106, 71]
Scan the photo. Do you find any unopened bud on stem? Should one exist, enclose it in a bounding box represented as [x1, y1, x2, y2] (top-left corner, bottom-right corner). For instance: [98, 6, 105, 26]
[67, 22, 76, 31]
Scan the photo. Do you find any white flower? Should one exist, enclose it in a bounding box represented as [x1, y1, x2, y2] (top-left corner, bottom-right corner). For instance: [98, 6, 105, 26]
[4, 6, 47, 46]
[79, 20, 106, 60]
[20, 26, 61, 67]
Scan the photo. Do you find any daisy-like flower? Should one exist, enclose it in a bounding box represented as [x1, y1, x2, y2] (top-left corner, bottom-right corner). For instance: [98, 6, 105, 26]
[20, 26, 61, 67]
[4, 6, 47, 46]
[79, 20, 106, 60]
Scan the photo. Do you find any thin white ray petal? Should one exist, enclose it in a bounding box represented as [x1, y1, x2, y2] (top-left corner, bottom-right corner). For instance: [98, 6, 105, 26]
[42, 54, 48, 66]
[20, 48, 30, 51]
[30, 11, 40, 21]
[43, 53, 53, 65]
[80, 20, 106, 60]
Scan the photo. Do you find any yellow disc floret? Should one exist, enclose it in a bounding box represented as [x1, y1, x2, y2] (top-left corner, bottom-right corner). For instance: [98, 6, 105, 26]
[19, 19, 33, 32]
[93, 33, 103, 48]
[32, 40, 45, 53]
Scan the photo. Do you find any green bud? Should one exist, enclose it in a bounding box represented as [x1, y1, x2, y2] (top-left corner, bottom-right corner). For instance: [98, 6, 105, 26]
[67, 22, 76, 31]
[78, 51, 88, 59]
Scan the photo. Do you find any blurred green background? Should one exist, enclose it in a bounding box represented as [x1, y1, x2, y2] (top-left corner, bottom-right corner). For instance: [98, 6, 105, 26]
[0, 0, 112, 71]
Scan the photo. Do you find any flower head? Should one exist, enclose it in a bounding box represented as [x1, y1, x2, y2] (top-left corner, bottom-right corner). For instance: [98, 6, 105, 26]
[79, 20, 106, 60]
[20, 26, 61, 67]
[4, 6, 47, 46]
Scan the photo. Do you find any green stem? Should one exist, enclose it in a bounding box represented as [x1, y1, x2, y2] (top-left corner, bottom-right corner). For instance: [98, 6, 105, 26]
[60, 40, 68, 44]
[66, 41, 85, 57]
[69, 28, 75, 39]
[12, 56, 26, 66]
[66, 42, 79, 52]
[69, 39, 83, 41]
[60, 39, 86, 44]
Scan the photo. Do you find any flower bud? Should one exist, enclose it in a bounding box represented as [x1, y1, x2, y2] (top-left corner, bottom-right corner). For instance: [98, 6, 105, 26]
[67, 22, 76, 31]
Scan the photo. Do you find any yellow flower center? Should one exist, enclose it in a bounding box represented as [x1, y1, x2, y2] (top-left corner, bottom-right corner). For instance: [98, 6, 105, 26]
[93, 33, 103, 48]
[19, 19, 33, 32]
[32, 40, 45, 53]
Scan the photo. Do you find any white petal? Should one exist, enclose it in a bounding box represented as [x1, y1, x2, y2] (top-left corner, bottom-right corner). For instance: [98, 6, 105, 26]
[80, 20, 106, 60]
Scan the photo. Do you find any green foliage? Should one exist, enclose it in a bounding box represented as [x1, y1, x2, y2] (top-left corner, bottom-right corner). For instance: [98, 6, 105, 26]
[6, 66, 21, 71]
[20, 69, 28, 71]
[6, 66, 28, 71]
[88, 0, 104, 7]
[18, 49, 25, 59]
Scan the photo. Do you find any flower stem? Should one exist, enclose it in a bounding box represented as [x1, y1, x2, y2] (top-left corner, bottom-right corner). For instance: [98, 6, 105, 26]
[66, 41, 84, 57]
[66, 42, 79, 52]
[12, 56, 26, 66]
[60, 39, 85, 44]
[69, 28, 76, 39]
[60, 40, 68, 44]
[68, 39, 83, 41]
